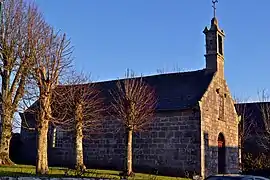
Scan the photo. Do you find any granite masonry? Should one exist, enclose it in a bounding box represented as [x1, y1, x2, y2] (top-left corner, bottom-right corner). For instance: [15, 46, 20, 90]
[19, 16, 239, 178]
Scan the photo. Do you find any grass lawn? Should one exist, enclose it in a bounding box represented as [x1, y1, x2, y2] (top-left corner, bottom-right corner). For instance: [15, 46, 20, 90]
[0, 165, 189, 180]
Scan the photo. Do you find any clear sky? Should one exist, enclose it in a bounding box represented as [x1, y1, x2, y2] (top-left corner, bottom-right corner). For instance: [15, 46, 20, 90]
[34, 0, 270, 102]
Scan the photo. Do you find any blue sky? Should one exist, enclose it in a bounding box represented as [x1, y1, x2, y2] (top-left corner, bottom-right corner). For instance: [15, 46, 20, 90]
[34, 0, 270, 102]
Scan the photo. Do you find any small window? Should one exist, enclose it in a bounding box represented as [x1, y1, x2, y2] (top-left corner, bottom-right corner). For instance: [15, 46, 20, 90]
[218, 95, 225, 121]
[52, 127, 64, 148]
[218, 35, 223, 55]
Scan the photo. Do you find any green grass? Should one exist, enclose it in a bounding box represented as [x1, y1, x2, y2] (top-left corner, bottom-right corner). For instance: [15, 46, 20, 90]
[0, 165, 189, 180]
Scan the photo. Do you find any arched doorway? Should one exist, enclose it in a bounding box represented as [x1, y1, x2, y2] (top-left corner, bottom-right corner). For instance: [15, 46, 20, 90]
[218, 133, 226, 174]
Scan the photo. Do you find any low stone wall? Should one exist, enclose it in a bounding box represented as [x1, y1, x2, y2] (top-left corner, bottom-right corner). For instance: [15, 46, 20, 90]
[0, 177, 117, 180]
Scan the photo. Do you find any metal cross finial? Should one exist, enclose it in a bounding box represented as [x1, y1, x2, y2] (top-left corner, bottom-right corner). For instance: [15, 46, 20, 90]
[212, 0, 218, 17]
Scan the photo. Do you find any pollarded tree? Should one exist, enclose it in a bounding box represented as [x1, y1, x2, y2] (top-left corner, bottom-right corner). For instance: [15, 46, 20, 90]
[32, 24, 73, 174]
[110, 69, 157, 176]
[53, 71, 104, 171]
[0, 0, 45, 165]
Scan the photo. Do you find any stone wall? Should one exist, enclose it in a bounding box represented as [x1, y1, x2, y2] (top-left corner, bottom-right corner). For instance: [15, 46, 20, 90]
[20, 112, 77, 167]
[19, 113, 37, 165]
[200, 74, 239, 177]
[82, 110, 201, 176]
[20, 110, 202, 176]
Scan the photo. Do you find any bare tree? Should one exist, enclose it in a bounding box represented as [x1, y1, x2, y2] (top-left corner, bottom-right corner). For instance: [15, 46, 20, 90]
[53, 71, 104, 171]
[31, 24, 73, 174]
[234, 97, 256, 171]
[257, 90, 270, 150]
[156, 64, 182, 74]
[0, 0, 45, 165]
[110, 69, 157, 176]
[234, 97, 255, 148]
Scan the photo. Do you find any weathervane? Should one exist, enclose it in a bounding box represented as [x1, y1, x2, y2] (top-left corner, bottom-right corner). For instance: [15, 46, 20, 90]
[212, 0, 218, 17]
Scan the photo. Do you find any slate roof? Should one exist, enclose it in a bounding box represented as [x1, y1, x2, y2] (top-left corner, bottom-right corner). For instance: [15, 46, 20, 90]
[94, 69, 215, 111]
[24, 69, 215, 112]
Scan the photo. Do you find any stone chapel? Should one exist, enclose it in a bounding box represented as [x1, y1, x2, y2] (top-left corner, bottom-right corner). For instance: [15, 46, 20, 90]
[20, 13, 239, 178]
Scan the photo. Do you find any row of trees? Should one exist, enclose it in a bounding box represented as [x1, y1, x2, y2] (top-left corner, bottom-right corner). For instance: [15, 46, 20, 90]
[51, 69, 157, 176]
[0, 0, 157, 176]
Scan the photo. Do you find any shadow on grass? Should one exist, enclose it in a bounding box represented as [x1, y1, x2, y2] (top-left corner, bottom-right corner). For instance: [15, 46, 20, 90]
[0, 171, 117, 179]
[85, 169, 119, 176]
[0, 165, 189, 180]
[0, 166, 119, 179]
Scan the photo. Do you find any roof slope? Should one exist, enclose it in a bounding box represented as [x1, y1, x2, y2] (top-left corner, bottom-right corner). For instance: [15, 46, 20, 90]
[24, 69, 215, 112]
[95, 69, 214, 111]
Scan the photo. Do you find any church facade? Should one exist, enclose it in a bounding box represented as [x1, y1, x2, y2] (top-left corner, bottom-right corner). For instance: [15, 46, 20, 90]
[20, 15, 239, 178]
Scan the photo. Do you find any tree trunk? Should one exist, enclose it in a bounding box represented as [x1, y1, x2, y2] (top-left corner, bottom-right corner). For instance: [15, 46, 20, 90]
[0, 108, 14, 165]
[36, 93, 50, 175]
[75, 103, 85, 171]
[36, 120, 49, 175]
[126, 129, 133, 175]
[75, 125, 85, 171]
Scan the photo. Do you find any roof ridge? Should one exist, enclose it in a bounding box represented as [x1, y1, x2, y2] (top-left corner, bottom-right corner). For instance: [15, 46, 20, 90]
[91, 68, 206, 84]
[55, 68, 207, 88]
